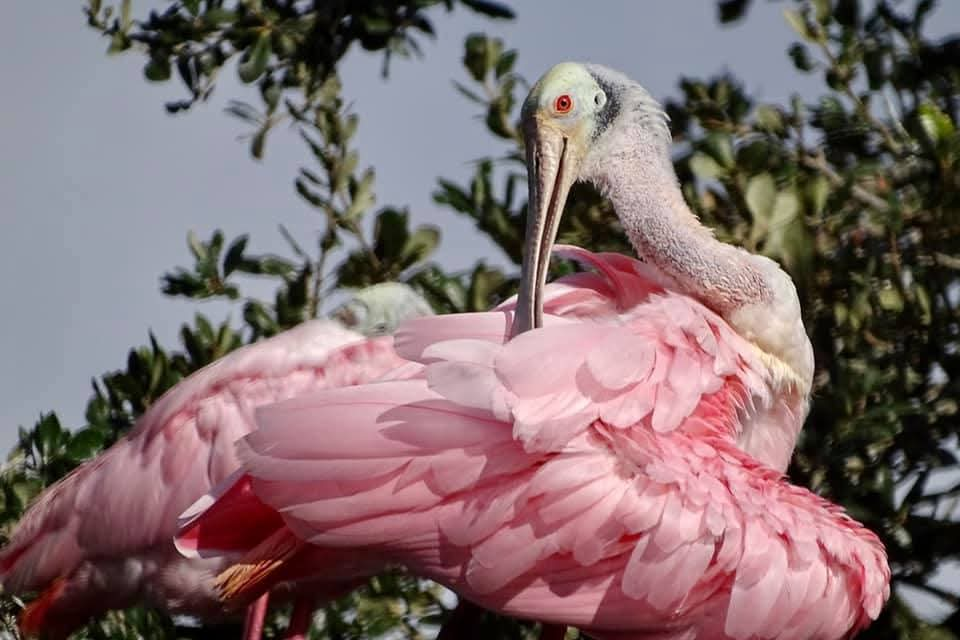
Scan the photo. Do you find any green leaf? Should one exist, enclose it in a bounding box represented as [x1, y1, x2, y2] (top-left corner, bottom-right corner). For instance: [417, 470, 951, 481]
[755, 105, 784, 133]
[401, 226, 441, 267]
[262, 82, 282, 113]
[915, 285, 932, 325]
[495, 50, 517, 78]
[259, 256, 297, 277]
[66, 428, 106, 461]
[783, 9, 816, 42]
[834, 0, 859, 27]
[813, 0, 831, 24]
[460, 0, 515, 20]
[703, 132, 735, 168]
[467, 263, 506, 310]
[144, 56, 171, 82]
[295, 178, 327, 209]
[35, 413, 64, 459]
[463, 33, 499, 82]
[238, 32, 272, 84]
[787, 43, 814, 72]
[243, 300, 278, 336]
[689, 152, 724, 179]
[745, 173, 777, 222]
[863, 43, 886, 90]
[717, 0, 752, 24]
[918, 102, 955, 146]
[12, 478, 42, 510]
[762, 188, 806, 265]
[878, 287, 904, 312]
[223, 235, 249, 276]
[120, 0, 132, 30]
[806, 175, 830, 216]
[209, 230, 224, 262]
[736, 139, 774, 173]
[187, 230, 206, 262]
[434, 180, 473, 213]
[373, 208, 410, 262]
[360, 14, 393, 34]
[204, 8, 236, 24]
[346, 169, 376, 220]
[225, 100, 262, 125]
[107, 31, 131, 54]
[251, 125, 269, 160]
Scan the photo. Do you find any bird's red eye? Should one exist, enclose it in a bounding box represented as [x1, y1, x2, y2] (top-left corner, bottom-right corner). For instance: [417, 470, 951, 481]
[554, 94, 573, 114]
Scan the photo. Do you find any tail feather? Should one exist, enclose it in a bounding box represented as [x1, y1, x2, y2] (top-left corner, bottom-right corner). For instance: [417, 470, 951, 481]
[176, 471, 284, 559]
[19, 577, 69, 639]
[215, 528, 304, 607]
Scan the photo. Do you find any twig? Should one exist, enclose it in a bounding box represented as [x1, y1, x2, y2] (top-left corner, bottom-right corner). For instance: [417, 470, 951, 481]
[801, 153, 891, 213]
[310, 238, 332, 318]
[814, 36, 903, 155]
[345, 218, 383, 271]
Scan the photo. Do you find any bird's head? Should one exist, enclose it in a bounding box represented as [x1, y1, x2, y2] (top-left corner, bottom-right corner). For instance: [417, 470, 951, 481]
[332, 282, 434, 337]
[514, 62, 669, 334]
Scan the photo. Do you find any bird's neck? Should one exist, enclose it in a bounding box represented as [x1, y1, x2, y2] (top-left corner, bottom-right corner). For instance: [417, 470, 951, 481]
[587, 133, 770, 315]
[585, 126, 815, 392]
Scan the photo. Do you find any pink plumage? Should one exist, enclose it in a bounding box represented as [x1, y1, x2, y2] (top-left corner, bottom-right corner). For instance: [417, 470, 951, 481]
[0, 320, 408, 638]
[177, 248, 890, 640]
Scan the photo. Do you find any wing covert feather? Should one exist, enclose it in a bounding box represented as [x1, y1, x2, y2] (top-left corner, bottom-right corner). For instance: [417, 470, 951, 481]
[0, 323, 404, 594]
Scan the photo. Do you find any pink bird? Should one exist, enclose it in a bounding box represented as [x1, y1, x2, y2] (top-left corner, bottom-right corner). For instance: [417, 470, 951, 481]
[0, 284, 431, 639]
[176, 62, 891, 639]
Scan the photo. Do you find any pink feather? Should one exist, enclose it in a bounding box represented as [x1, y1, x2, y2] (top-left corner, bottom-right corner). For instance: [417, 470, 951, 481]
[0, 322, 407, 638]
[177, 248, 890, 640]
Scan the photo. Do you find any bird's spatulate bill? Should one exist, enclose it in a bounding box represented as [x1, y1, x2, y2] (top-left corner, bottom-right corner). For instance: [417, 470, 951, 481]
[512, 125, 579, 336]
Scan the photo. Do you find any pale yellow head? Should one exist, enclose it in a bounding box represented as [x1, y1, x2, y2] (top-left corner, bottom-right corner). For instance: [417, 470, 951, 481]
[521, 62, 610, 156]
[514, 62, 641, 334]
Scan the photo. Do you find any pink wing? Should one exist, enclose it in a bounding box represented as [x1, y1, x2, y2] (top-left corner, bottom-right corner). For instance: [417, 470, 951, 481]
[178, 248, 889, 639]
[179, 376, 888, 640]
[0, 320, 406, 634]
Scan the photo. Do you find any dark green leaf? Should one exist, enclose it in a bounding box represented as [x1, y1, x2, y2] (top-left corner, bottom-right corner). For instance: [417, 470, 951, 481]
[238, 32, 271, 84]
[223, 235, 249, 276]
[460, 0, 514, 20]
[144, 56, 171, 82]
[66, 428, 106, 461]
[717, 0, 752, 23]
[918, 102, 955, 146]
[783, 9, 817, 42]
[400, 226, 440, 267]
[788, 43, 814, 72]
[495, 50, 517, 78]
[373, 208, 410, 263]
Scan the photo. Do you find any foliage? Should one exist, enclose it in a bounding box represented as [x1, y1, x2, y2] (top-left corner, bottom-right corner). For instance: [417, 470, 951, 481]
[3, 0, 960, 638]
[84, 0, 514, 152]
[686, 3, 960, 637]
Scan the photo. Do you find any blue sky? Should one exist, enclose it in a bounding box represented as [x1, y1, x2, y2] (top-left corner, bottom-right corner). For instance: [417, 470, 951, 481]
[2, 1, 958, 453]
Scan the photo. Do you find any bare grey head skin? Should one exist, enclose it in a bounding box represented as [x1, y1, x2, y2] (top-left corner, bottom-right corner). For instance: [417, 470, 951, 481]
[514, 62, 814, 390]
[332, 282, 434, 336]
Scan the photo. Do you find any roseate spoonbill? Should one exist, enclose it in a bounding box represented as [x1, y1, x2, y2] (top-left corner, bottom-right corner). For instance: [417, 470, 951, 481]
[332, 282, 435, 336]
[175, 63, 890, 639]
[0, 284, 432, 640]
